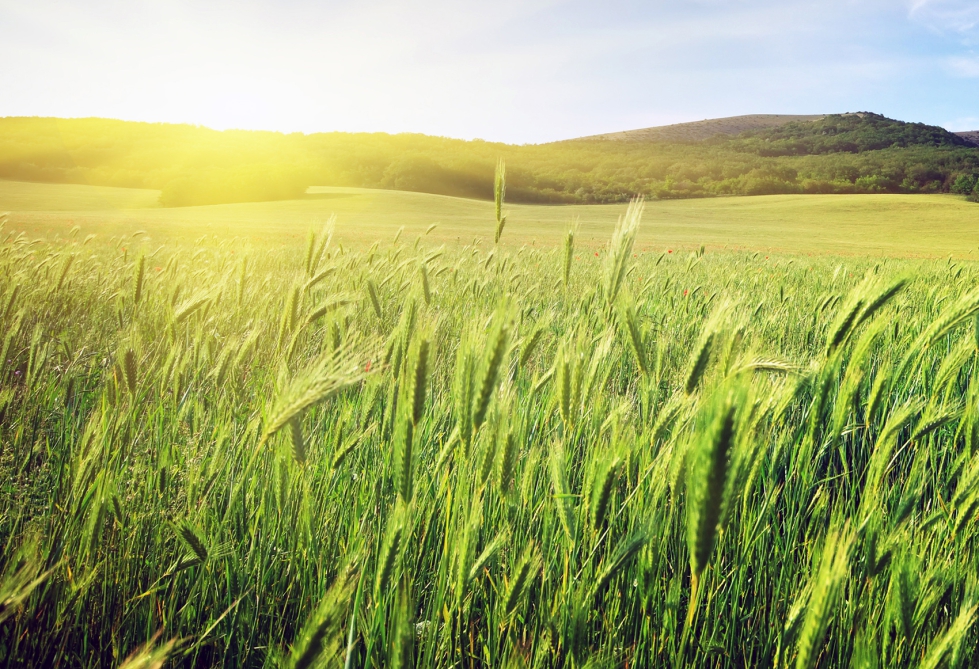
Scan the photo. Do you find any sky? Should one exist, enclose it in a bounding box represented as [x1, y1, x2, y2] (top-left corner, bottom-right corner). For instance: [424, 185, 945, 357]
[1, 0, 978, 144]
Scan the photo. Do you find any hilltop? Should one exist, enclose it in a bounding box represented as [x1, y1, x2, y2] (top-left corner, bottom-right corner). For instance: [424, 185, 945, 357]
[956, 130, 979, 146]
[726, 112, 976, 153]
[1, 112, 977, 205]
[575, 114, 826, 143]
[575, 113, 979, 148]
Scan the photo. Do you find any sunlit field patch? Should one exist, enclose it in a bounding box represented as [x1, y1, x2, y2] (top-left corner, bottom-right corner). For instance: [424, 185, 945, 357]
[4, 178, 979, 259]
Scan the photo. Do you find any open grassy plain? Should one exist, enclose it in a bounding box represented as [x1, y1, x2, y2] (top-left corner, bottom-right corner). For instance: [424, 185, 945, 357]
[3, 179, 979, 667]
[2, 179, 978, 257]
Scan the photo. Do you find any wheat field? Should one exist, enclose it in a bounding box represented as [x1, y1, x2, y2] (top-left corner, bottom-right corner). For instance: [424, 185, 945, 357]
[2, 189, 979, 667]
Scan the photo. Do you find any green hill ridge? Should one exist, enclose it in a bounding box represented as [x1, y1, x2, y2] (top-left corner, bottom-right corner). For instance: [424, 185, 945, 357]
[1, 112, 977, 206]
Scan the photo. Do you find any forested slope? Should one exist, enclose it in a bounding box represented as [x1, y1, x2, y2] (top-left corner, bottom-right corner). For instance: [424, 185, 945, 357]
[1, 113, 977, 206]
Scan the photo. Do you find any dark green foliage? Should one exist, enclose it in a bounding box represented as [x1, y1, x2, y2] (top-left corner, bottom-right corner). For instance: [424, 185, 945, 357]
[728, 112, 975, 156]
[950, 173, 978, 195]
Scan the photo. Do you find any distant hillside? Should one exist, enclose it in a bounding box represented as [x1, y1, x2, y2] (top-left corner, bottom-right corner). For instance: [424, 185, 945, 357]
[1, 113, 978, 205]
[956, 131, 979, 146]
[726, 112, 976, 155]
[576, 114, 826, 143]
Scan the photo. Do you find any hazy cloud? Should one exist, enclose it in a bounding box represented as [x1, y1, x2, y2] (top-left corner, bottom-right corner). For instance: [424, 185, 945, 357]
[947, 115, 979, 130]
[909, 0, 979, 34]
[0, 0, 976, 141]
[947, 55, 979, 76]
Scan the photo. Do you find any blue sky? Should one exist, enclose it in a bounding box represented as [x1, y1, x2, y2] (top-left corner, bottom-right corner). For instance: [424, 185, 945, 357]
[1, 0, 978, 143]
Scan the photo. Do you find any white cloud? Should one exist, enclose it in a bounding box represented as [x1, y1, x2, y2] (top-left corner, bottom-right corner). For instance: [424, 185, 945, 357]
[909, 0, 979, 33]
[945, 115, 979, 130]
[947, 54, 979, 76]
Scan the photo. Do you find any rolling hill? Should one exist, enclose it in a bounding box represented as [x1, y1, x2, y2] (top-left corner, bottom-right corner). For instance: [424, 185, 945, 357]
[575, 114, 827, 143]
[956, 130, 979, 146]
[4, 178, 979, 258]
[1, 113, 977, 206]
[576, 113, 979, 148]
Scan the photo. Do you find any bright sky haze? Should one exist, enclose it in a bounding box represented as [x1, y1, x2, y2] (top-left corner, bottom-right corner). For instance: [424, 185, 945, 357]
[2, 0, 978, 143]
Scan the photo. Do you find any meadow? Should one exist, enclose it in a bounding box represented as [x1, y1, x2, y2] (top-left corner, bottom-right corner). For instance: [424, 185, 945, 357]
[3, 179, 979, 667]
[2, 178, 979, 257]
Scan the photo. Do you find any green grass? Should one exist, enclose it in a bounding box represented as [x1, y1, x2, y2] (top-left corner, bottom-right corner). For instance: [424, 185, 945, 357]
[3, 183, 979, 667]
[2, 179, 979, 257]
[0, 179, 161, 211]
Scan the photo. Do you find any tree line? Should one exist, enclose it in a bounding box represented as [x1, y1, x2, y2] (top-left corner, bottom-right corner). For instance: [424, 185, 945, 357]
[0, 113, 977, 206]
